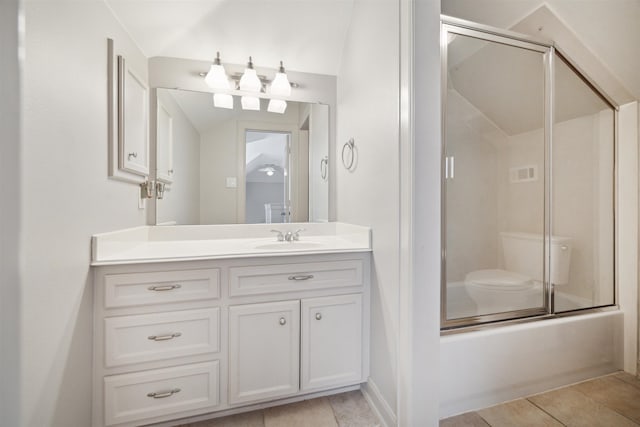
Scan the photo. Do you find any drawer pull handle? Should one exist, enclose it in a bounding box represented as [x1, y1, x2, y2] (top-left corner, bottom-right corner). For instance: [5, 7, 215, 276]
[288, 274, 314, 281]
[279, 317, 287, 326]
[147, 388, 181, 399]
[147, 284, 182, 291]
[148, 332, 182, 341]
[315, 313, 322, 320]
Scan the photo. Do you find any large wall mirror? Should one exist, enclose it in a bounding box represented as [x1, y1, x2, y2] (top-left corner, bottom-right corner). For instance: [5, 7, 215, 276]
[154, 88, 330, 225]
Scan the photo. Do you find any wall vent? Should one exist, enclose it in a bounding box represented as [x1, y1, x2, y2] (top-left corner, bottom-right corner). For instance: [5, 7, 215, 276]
[509, 165, 538, 183]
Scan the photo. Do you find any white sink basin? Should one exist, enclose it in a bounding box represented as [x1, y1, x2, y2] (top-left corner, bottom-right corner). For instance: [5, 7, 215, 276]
[253, 242, 325, 250]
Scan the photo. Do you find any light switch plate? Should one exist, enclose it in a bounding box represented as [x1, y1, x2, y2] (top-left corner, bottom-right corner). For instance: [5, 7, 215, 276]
[226, 177, 237, 188]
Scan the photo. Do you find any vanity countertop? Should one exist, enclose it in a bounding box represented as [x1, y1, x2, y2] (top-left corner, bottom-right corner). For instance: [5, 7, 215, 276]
[91, 222, 371, 266]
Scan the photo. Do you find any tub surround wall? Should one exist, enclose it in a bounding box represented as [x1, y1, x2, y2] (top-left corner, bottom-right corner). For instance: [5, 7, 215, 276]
[22, 2, 148, 426]
[1, 0, 21, 425]
[447, 87, 614, 304]
[445, 89, 503, 283]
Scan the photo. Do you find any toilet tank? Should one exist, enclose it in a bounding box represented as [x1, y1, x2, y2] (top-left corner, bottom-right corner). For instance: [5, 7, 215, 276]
[500, 232, 572, 285]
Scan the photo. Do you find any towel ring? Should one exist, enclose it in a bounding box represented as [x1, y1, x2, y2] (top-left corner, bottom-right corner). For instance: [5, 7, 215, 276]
[342, 138, 355, 170]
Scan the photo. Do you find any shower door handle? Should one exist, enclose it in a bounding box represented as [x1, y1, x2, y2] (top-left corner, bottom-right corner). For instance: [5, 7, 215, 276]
[445, 156, 455, 179]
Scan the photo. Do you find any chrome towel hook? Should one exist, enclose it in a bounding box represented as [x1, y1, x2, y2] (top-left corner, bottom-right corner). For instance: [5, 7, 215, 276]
[342, 138, 355, 170]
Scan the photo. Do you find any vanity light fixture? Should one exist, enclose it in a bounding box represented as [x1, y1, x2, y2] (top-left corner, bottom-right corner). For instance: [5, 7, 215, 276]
[267, 99, 287, 114]
[213, 93, 233, 109]
[205, 52, 230, 90]
[239, 57, 262, 93]
[269, 61, 291, 97]
[241, 96, 260, 111]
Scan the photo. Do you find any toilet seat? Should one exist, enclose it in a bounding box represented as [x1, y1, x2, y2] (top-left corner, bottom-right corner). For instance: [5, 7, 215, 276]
[464, 269, 534, 291]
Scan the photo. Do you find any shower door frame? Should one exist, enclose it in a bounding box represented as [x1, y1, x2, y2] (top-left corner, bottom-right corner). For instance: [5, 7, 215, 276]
[440, 16, 619, 330]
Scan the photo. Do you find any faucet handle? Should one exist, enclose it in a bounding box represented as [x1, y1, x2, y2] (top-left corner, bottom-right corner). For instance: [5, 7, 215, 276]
[270, 229, 284, 241]
[293, 228, 306, 241]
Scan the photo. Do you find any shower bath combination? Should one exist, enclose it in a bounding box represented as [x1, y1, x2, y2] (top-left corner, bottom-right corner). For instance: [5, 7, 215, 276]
[440, 16, 617, 329]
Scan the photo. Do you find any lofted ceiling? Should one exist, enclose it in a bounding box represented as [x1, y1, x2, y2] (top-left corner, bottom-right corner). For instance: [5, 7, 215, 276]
[105, 0, 355, 75]
[442, 0, 640, 102]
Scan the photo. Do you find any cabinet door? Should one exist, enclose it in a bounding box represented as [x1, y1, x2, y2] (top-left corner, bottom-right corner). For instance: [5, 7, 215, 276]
[118, 56, 149, 177]
[229, 300, 300, 405]
[301, 294, 362, 391]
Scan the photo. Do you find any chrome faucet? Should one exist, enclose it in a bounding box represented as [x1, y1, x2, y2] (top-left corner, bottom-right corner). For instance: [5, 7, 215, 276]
[270, 228, 306, 242]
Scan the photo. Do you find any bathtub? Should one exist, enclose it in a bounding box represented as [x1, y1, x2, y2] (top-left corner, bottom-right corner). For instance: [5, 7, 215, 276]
[439, 308, 623, 418]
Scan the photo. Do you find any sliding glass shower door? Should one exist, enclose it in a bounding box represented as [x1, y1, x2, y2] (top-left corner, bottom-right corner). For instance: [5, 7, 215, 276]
[441, 18, 616, 329]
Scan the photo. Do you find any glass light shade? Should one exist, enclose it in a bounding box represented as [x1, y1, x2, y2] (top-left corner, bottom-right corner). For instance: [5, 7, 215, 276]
[267, 99, 287, 114]
[241, 96, 260, 111]
[270, 72, 291, 96]
[239, 68, 262, 92]
[213, 93, 233, 109]
[205, 64, 230, 90]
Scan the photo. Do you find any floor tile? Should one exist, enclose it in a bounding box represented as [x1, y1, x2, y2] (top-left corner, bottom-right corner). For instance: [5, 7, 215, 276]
[529, 387, 638, 427]
[439, 412, 490, 427]
[264, 397, 338, 427]
[477, 399, 564, 427]
[328, 390, 381, 427]
[614, 372, 640, 390]
[571, 376, 640, 423]
[180, 410, 265, 427]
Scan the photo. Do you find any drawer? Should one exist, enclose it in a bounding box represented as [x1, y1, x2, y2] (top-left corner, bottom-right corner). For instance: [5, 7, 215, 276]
[104, 361, 219, 426]
[104, 308, 220, 368]
[104, 269, 220, 308]
[229, 259, 364, 297]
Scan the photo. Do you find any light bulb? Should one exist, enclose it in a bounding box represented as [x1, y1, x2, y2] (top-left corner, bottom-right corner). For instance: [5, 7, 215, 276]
[241, 96, 260, 111]
[266, 170, 274, 176]
[213, 93, 233, 109]
[270, 61, 291, 96]
[204, 52, 230, 90]
[239, 57, 262, 93]
[267, 99, 287, 114]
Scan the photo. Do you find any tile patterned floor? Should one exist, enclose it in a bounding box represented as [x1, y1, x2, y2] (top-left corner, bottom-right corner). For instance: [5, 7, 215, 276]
[178, 390, 381, 427]
[441, 372, 640, 427]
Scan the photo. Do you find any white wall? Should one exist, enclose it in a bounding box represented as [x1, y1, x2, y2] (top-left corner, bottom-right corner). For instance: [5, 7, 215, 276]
[617, 101, 639, 375]
[156, 90, 200, 225]
[401, 0, 442, 424]
[336, 0, 400, 423]
[22, 2, 148, 425]
[0, 0, 22, 425]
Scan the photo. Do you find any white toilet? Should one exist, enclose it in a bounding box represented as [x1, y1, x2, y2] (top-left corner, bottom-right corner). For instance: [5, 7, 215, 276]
[464, 232, 572, 314]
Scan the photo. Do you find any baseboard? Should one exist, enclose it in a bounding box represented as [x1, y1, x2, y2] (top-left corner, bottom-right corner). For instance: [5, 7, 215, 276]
[361, 379, 397, 427]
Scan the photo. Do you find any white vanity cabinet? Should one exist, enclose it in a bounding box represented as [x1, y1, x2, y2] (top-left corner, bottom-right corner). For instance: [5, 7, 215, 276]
[92, 253, 370, 427]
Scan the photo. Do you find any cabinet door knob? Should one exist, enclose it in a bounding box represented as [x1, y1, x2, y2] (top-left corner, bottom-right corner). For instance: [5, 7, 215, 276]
[315, 313, 322, 320]
[147, 388, 181, 399]
[279, 317, 287, 326]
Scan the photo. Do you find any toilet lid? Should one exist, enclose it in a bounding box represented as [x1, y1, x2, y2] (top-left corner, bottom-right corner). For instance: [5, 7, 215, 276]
[464, 269, 533, 291]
